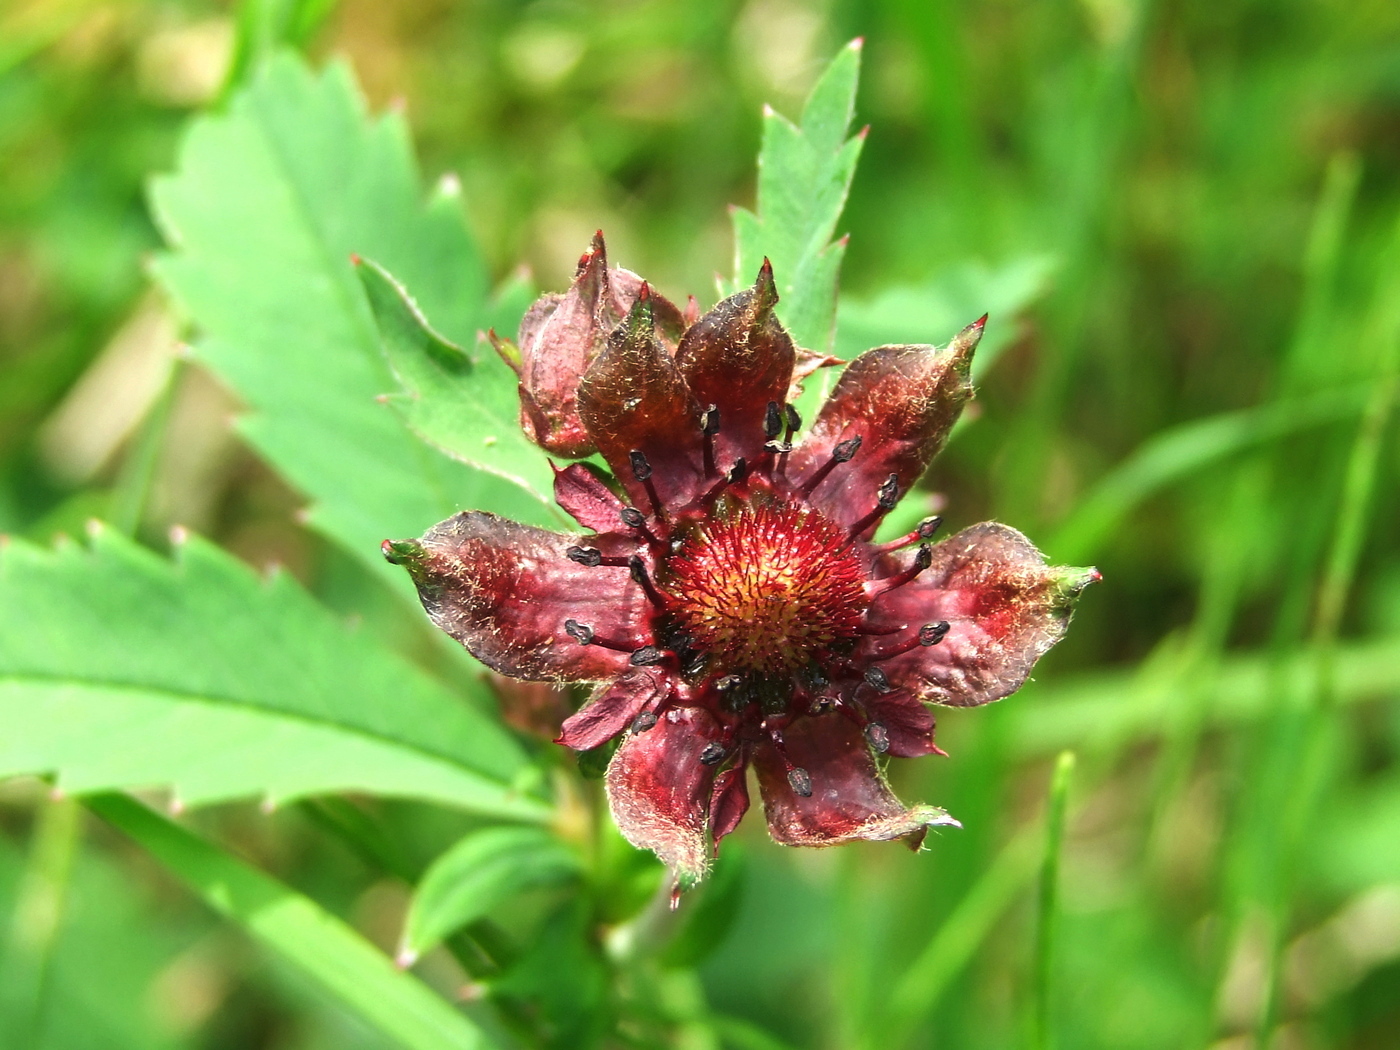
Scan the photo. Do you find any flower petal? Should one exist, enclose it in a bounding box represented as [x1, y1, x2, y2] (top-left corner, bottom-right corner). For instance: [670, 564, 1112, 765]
[864, 690, 942, 758]
[752, 713, 958, 847]
[866, 522, 1100, 707]
[551, 462, 624, 533]
[384, 511, 647, 681]
[515, 237, 610, 456]
[675, 260, 795, 465]
[789, 319, 982, 530]
[557, 668, 669, 751]
[709, 764, 751, 847]
[577, 288, 706, 509]
[605, 705, 724, 890]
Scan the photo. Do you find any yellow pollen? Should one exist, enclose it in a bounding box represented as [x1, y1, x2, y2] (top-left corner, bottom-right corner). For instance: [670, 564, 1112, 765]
[663, 503, 867, 674]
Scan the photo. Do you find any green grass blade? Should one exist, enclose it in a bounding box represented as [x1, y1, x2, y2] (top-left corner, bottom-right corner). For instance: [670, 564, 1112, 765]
[885, 831, 1040, 1046]
[86, 792, 495, 1050]
[1048, 386, 1368, 564]
[401, 827, 581, 962]
[1031, 751, 1076, 1050]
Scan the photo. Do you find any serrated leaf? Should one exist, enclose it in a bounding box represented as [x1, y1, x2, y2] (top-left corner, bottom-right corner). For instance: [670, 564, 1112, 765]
[729, 39, 865, 355]
[87, 793, 496, 1050]
[357, 258, 552, 501]
[150, 55, 555, 585]
[0, 526, 547, 817]
[401, 826, 582, 961]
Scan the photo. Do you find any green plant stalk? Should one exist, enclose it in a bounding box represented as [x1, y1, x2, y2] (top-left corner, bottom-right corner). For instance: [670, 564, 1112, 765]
[108, 355, 184, 539]
[884, 828, 1041, 1047]
[86, 792, 497, 1050]
[1253, 216, 1400, 1049]
[1031, 752, 1076, 1050]
[0, 794, 80, 1046]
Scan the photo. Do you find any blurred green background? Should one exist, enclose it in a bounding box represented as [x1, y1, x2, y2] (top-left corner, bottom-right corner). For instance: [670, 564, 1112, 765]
[3, 0, 1400, 1047]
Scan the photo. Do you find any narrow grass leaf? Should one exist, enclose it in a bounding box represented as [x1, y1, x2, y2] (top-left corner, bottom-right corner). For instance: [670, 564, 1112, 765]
[87, 793, 494, 1050]
[402, 827, 581, 961]
[1048, 386, 1369, 564]
[1031, 751, 1075, 1050]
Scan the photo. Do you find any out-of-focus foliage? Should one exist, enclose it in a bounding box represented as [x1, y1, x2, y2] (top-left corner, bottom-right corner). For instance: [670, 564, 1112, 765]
[2, 1, 1399, 1049]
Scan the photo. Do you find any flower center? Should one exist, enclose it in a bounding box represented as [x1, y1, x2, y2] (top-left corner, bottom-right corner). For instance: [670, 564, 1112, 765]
[663, 501, 867, 675]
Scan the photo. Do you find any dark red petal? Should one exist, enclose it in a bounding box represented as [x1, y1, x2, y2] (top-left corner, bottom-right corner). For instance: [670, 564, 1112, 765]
[752, 713, 958, 847]
[864, 691, 941, 758]
[607, 266, 686, 349]
[866, 522, 1099, 707]
[513, 293, 563, 371]
[709, 764, 751, 846]
[605, 705, 724, 890]
[552, 462, 624, 533]
[515, 237, 610, 456]
[789, 320, 982, 530]
[675, 260, 795, 464]
[576, 288, 705, 509]
[385, 511, 646, 681]
[557, 669, 669, 751]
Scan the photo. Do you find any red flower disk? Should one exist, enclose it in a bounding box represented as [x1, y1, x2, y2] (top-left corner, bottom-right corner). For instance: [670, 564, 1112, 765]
[385, 234, 1098, 890]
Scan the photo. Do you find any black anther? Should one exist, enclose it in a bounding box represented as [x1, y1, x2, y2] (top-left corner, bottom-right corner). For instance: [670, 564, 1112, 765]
[833, 436, 862, 462]
[620, 507, 646, 529]
[628, 555, 647, 585]
[877, 474, 900, 510]
[917, 516, 943, 540]
[564, 619, 594, 645]
[703, 405, 721, 435]
[699, 743, 727, 766]
[764, 401, 783, 440]
[865, 722, 891, 754]
[784, 403, 802, 433]
[727, 458, 748, 483]
[629, 450, 652, 481]
[920, 621, 950, 646]
[764, 441, 793, 455]
[913, 544, 933, 571]
[715, 675, 742, 692]
[864, 666, 893, 694]
[787, 767, 813, 797]
[630, 645, 665, 666]
[567, 545, 603, 567]
[632, 711, 658, 733]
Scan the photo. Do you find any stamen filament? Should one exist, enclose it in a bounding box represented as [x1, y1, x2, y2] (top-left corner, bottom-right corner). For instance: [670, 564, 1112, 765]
[871, 516, 943, 554]
[799, 436, 862, 497]
[865, 544, 933, 599]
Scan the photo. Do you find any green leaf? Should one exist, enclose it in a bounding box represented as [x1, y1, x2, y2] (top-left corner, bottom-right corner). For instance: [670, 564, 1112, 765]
[835, 256, 1056, 377]
[357, 257, 553, 503]
[0, 525, 546, 818]
[401, 826, 582, 962]
[729, 39, 865, 354]
[86, 792, 496, 1050]
[150, 55, 555, 586]
[801, 253, 1056, 433]
[1047, 385, 1369, 564]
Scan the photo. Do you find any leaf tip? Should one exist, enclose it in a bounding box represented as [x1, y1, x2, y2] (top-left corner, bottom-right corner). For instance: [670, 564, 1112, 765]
[395, 946, 419, 970]
[349, 252, 362, 266]
[84, 518, 105, 539]
[848, 36, 864, 51]
[435, 172, 462, 197]
[169, 524, 190, 547]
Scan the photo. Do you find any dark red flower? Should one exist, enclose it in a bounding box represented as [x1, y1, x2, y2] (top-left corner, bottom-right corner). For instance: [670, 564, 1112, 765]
[385, 235, 1098, 891]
